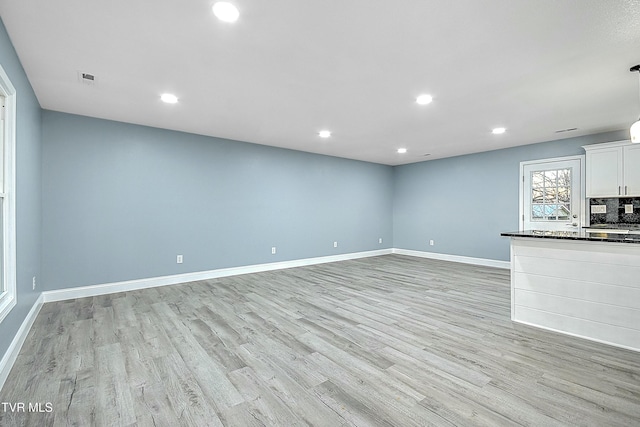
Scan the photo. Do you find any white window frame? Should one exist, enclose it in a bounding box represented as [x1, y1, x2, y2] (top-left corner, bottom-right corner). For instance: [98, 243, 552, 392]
[519, 155, 586, 231]
[0, 64, 17, 323]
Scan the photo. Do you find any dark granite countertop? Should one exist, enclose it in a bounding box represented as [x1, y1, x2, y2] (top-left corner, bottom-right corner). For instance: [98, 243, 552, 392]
[585, 223, 640, 230]
[501, 230, 640, 244]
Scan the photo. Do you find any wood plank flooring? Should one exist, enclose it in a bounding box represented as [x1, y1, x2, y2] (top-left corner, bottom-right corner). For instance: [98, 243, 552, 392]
[1, 254, 639, 426]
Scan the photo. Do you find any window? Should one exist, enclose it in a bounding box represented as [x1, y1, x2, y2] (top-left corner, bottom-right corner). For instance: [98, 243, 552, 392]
[0, 64, 17, 323]
[530, 168, 572, 221]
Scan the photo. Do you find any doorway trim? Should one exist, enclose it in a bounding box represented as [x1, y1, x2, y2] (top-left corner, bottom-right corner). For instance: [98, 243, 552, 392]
[519, 155, 586, 231]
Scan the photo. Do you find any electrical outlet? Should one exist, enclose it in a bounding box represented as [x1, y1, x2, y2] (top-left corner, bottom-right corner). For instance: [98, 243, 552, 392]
[429, 240, 434, 246]
[271, 247, 276, 254]
[378, 238, 383, 244]
[32, 276, 36, 290]
[177, 255, 183, 264]
[333, 241, 338, 248]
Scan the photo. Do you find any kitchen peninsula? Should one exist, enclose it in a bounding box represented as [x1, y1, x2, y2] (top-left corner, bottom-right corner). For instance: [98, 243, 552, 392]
[501, 230, 640, 352]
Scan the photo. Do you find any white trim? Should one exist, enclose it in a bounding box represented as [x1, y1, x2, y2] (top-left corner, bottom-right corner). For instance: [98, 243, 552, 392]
[392, 248, 510, 269]
[513, 319, 639, 353]
[42, 249, 393, 302]
[0, 64, 17, 323]
[582, 139, 632, 151]
[0, 294, 44, 390]
[519, 154, 586, 231]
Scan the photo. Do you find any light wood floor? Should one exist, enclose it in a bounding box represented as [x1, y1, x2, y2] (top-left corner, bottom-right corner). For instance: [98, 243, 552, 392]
[1, 255, 639, 426]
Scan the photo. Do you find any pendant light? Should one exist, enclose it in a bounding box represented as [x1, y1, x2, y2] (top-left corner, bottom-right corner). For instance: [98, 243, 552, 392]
[631, 65, 640, 143]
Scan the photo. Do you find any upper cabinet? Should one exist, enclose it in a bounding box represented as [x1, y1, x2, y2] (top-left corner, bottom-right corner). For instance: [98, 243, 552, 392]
[583, 140, 640, 197]
[624, 144, 640, 195]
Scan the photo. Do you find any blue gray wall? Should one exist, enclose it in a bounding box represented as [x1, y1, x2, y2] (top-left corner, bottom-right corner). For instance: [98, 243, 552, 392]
[41, 111, 393, 290]
[0, 19, 42, 359]
[39, 108, 630, 290]
[392, 130, 628, 261]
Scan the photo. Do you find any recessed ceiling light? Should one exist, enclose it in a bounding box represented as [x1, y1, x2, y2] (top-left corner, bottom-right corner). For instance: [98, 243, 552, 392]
[213, 2, 239, 22]
[416, 94, 433, 105]
[318, 130, 331, 138]
[397, 148, 407, 154]
[492, 127, 506, 134]
[160, 93, 178, 104]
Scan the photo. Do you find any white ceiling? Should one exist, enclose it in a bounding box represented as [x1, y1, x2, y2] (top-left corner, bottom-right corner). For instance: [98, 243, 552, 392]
[1, 0, 640, 165]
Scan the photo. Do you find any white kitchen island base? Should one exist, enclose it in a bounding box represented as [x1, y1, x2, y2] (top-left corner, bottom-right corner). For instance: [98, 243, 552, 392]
[508, 236, 640, 352]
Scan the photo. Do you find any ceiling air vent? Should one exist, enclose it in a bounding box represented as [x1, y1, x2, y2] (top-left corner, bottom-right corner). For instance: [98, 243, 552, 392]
[77, 71, 97, 85]
[555, 127, 578, 134]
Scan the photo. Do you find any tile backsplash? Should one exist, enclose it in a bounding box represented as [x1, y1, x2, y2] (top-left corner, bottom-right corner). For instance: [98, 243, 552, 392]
[589, 197, 640, 225]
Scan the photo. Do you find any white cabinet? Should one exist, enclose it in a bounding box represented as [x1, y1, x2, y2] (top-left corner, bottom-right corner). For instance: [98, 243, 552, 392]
[584, 145, 622, 197]
[623, 144, 640, 195]
[583, 140, 640, 197]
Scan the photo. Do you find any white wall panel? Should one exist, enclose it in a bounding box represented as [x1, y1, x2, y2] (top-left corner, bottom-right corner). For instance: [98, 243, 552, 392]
[512, 238, 640, 267]
[515, 289, 640, 330]
[509, 237, 640, 352]
[514, 272, 640, 309]
[513, 256, 640, 288]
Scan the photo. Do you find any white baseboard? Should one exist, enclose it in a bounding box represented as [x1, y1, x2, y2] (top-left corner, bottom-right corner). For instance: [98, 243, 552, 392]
[392, 248, 510, 269]
[0, 294, 44, 391]
[42, 249, 393, 303]
[41, 248, 507, 303]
